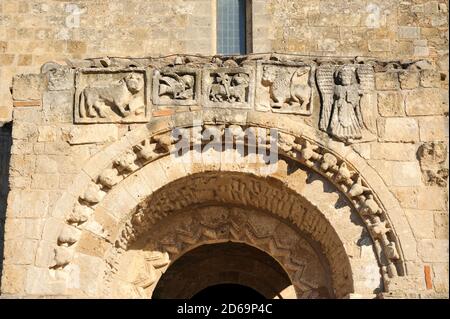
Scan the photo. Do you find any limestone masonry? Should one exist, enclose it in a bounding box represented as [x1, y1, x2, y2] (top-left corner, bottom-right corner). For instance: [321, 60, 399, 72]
[0, 0, 448, 299]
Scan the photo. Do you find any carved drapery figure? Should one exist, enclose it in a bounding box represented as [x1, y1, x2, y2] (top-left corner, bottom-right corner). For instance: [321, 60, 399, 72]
[317, 64, 376, 143]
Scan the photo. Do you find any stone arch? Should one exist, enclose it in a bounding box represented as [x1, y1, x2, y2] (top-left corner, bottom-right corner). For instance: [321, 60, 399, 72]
[102, 173, 357, 298]
[152, 241, 295, 299]
[44, 110, 417, 298]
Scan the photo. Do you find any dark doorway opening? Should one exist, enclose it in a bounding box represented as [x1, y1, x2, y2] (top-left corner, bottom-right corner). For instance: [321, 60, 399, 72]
[192, 283, 265, 300]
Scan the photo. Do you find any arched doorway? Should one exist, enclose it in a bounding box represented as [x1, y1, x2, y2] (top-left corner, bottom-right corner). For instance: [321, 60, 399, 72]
[192, 284, 266, 300]
[43, 117, 414, 298]
[152, 242, 299, 299]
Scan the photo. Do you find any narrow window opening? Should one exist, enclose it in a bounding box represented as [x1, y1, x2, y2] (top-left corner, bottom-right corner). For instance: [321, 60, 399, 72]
[216, 0, 251, 55]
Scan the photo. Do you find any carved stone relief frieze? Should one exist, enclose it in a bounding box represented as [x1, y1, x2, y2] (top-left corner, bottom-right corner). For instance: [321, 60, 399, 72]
[74, 68, 150, 123]
[317, 64, 377, 143]
[257, 61, 315, 115]
[202, 67, 254, 109]
[152, 66, 201, 106]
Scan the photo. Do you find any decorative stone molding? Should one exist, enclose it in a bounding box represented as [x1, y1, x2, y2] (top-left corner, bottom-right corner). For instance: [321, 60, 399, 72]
[109, 206, 335, 298]
[40, 54, 444, 144]
[52, 122, 406, 293]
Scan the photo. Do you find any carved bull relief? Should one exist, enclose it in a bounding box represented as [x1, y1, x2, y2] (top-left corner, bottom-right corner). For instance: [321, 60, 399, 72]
[74, 68, 150, 123]
[317, 64, 377, 143]
[202, 67, 255, 109]
[257, 61, 315, 115]
[152, 66, 201, 106]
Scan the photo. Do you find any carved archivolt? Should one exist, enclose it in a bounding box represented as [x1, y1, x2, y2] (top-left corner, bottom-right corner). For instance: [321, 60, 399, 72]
[52, 123, 406, 294]
[109, 206, 334, 299]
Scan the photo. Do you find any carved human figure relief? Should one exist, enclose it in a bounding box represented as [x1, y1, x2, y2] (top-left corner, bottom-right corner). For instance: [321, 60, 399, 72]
[317, 64, 376, 143]
[209, 73, 249, 102]
[203, 67, 254, 109]
[75, 69, 149, 123]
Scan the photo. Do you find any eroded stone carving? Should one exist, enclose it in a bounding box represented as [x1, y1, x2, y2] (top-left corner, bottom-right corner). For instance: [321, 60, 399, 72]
[152, 67, 200, 106]
[75, 69, 149, 123]
[417, 142, 448, 187]
[98, 168, 122, 189]
[114, 151, 139, 174]
[259, 62, 313, 114]
[110, 206, 335, 298]
[131, 251, 170, 297]
[81, 183, 105, 204]
[59, 124, 405, 284]
[67, 205, 92, 225]
[204, 67, 254, 108]
[58, 226, 81, 246]
[52, 246, 73, 268]
[317, 64, 377, 143]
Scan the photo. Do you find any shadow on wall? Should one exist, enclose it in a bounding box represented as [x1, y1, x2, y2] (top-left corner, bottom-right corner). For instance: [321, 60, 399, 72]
[0, 122, 12, 290]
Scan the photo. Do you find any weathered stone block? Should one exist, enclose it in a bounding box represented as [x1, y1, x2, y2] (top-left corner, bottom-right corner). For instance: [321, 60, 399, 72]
[31, 174, 60, 190]
[42, 91, 74, 124]
[37, 126, 61, 142]
[368, 39, 390, 52]
[377, 118, 419, 142]
[66, 125, 118, 145]
[392, 187, 418, 209]
[12, 74, 47, 101]
[405, 88, 444, 116]
[7, 190, 49, 218]
[3, 239, 38, 265]
[378, 92, 404, 116]
[391, 162, 422, 186]
[434, 212, 449, 239]
[417, 239, 448, 263]
[375, 72, 400, 90]
[47, 67, 75, 91]
[398, 26, 420, 39]
[399, 71, 419, 90]
[420, 70, 442, 88]
[371, 143, 417, 161]
[406, 210, 435, 239]
[432, 263, 449, 293]
[0, 264, 27, 295]
[417, 186, 448, 210]
[418, 116, 448, 141]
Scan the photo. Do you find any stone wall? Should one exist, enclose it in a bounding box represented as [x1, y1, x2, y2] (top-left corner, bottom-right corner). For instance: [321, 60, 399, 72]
[1, 0, 448, 122]
[0, 54, 448, 297]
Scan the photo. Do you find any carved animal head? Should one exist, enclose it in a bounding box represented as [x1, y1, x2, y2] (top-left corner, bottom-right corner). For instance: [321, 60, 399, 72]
[124, 73, 144, 93]
[181, 74, 194, 88]
[262, 66, 277, 83]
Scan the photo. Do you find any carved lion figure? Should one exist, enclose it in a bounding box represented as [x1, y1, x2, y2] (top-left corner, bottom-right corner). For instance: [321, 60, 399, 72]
[262, 66, 311, 109]
[79, 73, 144, 118]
